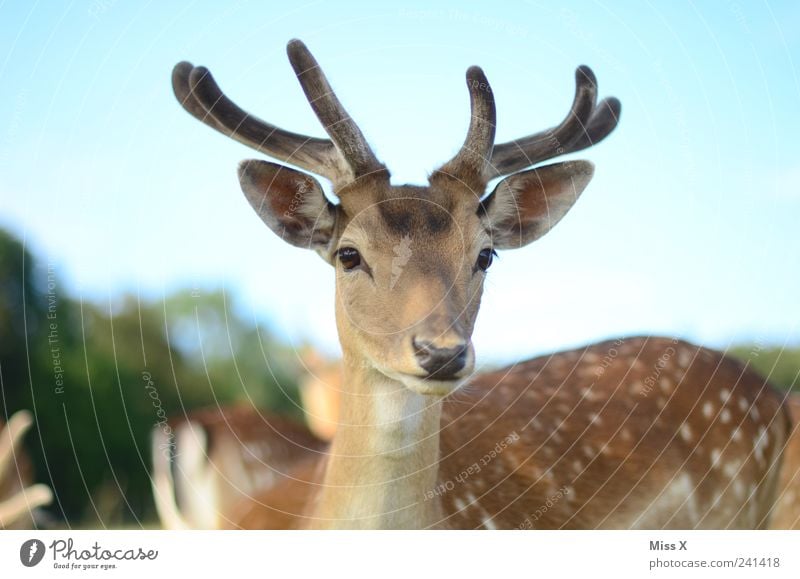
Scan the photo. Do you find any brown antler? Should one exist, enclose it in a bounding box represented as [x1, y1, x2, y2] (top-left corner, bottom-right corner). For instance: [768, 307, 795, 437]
[0, 410, 53, 528]
[487, 65, 621, 179]
[172, 40, 385, 191]
[435, 66, 497, 189]
[285, 40, 385, 181]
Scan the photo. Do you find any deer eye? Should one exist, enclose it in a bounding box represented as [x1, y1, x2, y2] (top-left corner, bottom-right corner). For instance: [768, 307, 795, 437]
[476, 248, 496, 272]
[337, 247, 362, 271]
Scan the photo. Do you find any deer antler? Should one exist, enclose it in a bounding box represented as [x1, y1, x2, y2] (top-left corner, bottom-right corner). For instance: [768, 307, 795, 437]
[487, 65, 621, 179]
[0, 410, 33, 478]
[0, 410, 53, 528]
[435, 66, 497, 190]
[172, 40, 385, 191]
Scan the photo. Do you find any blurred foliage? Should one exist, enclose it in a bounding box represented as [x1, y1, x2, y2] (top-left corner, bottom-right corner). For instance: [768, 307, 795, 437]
[729, 344, 800, 392]
[0, 228, 303, 526]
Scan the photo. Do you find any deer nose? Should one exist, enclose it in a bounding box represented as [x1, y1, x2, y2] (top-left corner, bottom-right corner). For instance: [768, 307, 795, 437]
[412, 338, 468, 380]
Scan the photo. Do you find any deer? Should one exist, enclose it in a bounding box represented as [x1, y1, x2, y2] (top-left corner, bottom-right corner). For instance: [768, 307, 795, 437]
[171, 39, 791, 529]
[0, 410, 53, 529]
[151, 404, 326, 529]
[151, 350, 340, 529]
[297, 348, 341, 441]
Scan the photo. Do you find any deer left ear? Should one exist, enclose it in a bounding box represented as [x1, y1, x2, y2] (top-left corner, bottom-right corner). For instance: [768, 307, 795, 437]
[479, 160, 594, 249]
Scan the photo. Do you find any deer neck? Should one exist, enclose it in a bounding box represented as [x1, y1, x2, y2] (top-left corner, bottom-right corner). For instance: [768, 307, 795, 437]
[308, 356, 443, 529]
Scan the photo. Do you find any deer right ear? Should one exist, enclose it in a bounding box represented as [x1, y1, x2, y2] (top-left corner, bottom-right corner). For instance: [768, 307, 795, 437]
[238, 160, 337, 254]
[479, 160, 594, 249]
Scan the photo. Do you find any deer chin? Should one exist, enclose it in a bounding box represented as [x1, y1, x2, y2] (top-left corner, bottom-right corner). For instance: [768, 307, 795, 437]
[379, 368, 470, 397]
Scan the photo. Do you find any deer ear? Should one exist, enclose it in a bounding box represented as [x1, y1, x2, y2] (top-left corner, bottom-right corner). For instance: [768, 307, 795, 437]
[238, 160, 337, 253]
[480, 160, 594, 249]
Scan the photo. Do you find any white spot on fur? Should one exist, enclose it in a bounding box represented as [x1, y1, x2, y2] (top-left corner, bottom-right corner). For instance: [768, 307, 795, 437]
[659, 377, 671, 393]
[677, 349, 692, 368]
[710, 448, 722, 469]
[749, 406, 760, 421]
[738, 397, 748, 412]
[642, 471, 698, 525]
[720, 388, 731, 403]
[731, 427, 742, 442]
[680, 423, 693, 443]
[720, 408, 731, 424]
[464, 491, 497, 529]
[733, 479, 745, 499]
[702, 401, 714, 419]
[754, 426, 769, 464]
[679, 472, 700, 521]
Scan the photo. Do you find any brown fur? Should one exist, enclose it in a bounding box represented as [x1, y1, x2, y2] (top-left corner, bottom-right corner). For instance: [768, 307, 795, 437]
[228, 338, 790, 529]
[770, 394, 800, 529]
[153, 405, 326, 529]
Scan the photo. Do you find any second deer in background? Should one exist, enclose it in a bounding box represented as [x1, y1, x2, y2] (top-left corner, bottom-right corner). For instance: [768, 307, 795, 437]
[151, 351, 340, 529]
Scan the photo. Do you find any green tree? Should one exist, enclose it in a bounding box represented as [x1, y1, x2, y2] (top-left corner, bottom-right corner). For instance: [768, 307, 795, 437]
[0, 228, 302, 526]
[730, 344, 800, 392]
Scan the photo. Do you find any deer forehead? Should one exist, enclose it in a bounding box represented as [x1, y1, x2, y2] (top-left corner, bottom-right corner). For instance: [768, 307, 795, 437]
[338, 185, 486, 252]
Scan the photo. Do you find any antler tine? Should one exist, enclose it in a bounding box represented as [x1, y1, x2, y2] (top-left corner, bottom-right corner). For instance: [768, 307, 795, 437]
[172, 62, 230, 135]
[487, 65, 612, 179]
[286, 39, 385, 181]
[0, 483, 53, 526]
[0, 410, 33, 477]
[435, 66, 497, 189]
[178, 64, 342, 181]
[566, 96, 621, 152]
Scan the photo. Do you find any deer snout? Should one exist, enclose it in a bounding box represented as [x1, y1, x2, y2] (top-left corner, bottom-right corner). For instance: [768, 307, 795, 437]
[412, 338, 468, 380]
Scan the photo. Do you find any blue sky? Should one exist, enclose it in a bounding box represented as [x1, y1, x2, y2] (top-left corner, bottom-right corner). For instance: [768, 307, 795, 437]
[1, 0, 798, 364]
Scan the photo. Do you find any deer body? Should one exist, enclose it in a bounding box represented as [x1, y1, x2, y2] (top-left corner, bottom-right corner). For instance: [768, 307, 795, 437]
[172, 40, 789, 529]
[152, 405, 325, 529]
[436, 337, 786, 529]
[151, 351, 342, 530]
[229, 338, 788, 529]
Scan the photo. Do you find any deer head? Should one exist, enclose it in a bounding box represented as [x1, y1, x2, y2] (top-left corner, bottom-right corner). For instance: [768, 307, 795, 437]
[173, 39, 620, 398]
